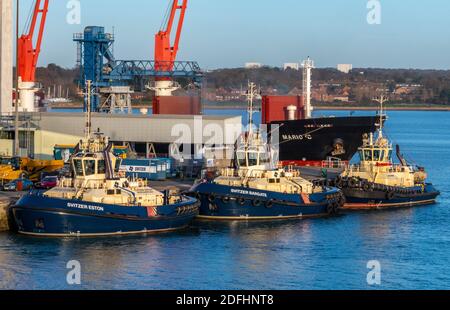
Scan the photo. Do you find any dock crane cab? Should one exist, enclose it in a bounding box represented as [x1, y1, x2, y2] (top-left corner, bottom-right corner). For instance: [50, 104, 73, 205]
[148, 0, 188, 97]
[17, 0, 50, 112]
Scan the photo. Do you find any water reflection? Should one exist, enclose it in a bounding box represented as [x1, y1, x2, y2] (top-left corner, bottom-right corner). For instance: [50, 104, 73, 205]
[1, 111, 450, 289]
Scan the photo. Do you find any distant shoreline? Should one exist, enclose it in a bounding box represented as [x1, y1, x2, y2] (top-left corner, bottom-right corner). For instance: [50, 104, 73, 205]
[48, 103, 450, 112]
[314, 106, 450, 111]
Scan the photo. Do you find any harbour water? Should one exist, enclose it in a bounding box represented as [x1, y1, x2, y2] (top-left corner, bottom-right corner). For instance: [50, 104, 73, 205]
[0, 110, 449, 289]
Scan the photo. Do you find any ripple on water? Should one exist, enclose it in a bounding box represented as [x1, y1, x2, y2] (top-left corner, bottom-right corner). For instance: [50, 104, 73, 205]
[1, 111, 450, 289]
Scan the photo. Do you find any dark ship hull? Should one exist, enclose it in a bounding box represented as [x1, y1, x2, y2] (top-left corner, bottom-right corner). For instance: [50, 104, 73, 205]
[189, 182, 344, 220]
[11, 192, 199, 237]
[270, 116, 381, 165]
[340, 183, 440, 210]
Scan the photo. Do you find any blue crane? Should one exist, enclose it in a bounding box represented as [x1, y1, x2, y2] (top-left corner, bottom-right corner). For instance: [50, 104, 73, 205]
[74, 26, 203, 112]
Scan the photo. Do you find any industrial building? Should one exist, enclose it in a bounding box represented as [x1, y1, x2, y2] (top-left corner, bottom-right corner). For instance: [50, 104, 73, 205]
[244, 63, 263, 69]
[337, 64, 353, 74]
[283, 63, 300, 70]
[0, 112, 242, 160]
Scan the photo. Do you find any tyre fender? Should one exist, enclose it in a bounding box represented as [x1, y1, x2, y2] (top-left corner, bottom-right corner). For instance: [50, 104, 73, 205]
[386, 191, 395, 200]
[237, 197, 246, 205]
[252, 199, 263, 207]
[208, 194, 216, 203]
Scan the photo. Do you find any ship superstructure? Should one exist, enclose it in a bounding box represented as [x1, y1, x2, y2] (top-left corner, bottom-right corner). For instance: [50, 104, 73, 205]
[189, 82, 345, 220]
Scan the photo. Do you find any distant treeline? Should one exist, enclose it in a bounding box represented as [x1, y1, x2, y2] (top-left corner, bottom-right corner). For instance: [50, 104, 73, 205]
[33, 64, 450, 105]
[35, 64, 79, 97]
[205, 67, 450, 105]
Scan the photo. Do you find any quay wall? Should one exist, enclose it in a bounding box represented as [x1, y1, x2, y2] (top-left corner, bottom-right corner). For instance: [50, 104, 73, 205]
[0, 196, 13, 231]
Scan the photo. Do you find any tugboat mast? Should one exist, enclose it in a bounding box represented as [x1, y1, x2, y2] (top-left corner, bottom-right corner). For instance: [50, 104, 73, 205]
[245, 81, 258, 137]
[302, 57, 314, 119]
[85, 80, 92, 139]
[373, 94, 388, 139]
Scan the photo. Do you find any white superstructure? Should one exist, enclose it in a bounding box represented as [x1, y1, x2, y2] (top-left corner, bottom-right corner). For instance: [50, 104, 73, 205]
[283, 63, 300, 70]
[302, 57, 314, 119]
[245, 62, 262, 69]
[337, 64, 353, 74]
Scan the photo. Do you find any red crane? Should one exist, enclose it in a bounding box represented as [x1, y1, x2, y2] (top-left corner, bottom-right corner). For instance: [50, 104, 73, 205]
[18, 0, 49, 83]
[154, 0, 188, 73]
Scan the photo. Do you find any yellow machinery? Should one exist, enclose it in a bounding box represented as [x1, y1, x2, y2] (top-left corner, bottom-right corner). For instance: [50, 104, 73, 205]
[0, 143, 138, 184]
[0, 156, 64, 184]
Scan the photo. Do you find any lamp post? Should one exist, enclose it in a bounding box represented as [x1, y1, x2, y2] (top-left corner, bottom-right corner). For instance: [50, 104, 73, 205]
[14, 0, 19, 156]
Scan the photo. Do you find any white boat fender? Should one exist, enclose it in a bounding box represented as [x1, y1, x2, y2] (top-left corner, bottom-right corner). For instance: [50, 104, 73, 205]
[221, 196, 231, 204]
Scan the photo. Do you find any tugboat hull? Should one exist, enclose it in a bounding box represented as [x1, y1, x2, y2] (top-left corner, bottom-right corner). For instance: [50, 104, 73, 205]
[341, 184, 440, 210]
[11, 193, 199, 237]
[190, 183, 344, 220]
[271, 116, 382, 165]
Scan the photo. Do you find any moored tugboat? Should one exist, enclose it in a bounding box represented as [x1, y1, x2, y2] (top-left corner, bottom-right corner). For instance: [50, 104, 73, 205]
[10, 82, 199, 237]
[189, 83, 345, 220]
[11, 131, 199, 237]
[337, 97, 440, 210]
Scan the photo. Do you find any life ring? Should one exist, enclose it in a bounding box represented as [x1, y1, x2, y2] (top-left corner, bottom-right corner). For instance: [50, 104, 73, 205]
[208, 194, 216, 203]
[252, 199, 263, 207]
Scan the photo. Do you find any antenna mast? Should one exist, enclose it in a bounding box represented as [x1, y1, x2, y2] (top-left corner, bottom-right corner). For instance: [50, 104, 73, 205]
[85, 80, 92, 139]
[302, 57, 314, 119]
[373, 95, 388, 138]
[246, 81, 258, 137]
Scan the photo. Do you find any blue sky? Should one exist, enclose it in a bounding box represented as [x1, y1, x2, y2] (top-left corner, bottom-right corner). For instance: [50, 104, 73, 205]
[17, 0, 450, 69]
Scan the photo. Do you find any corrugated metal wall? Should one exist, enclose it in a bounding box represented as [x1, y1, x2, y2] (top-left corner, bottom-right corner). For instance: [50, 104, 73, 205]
[35, 112, 242, 145]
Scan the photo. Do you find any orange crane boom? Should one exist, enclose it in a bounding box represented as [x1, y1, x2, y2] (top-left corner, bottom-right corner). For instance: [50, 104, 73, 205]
[154, 0, 188, 72]
[18, 0, 50, 83]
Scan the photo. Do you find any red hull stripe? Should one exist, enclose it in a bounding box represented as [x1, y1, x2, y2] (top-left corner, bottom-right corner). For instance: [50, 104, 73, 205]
[342, 199, 436, 210]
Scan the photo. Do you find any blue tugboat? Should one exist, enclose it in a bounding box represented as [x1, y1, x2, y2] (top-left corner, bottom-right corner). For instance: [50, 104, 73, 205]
[10, 82, 198, 237]
[11, 132, 199, 237]
[189, 83, 344, 220]
[337, 96, 440, 210]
